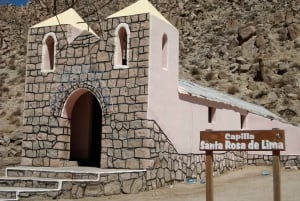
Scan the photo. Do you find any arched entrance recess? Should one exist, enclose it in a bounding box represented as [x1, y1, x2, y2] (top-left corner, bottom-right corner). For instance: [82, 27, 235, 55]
[62, 88, 102, 167]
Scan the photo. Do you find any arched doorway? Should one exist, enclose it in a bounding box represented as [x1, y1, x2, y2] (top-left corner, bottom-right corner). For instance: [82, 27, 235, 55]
[64, 89, 102, 167]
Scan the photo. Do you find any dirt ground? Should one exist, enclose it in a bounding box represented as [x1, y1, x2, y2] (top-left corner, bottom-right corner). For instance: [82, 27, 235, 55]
[56, 165, 300, 201]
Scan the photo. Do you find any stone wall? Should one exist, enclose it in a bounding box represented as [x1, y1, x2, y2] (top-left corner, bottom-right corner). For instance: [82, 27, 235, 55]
[248, 154, 300, 167]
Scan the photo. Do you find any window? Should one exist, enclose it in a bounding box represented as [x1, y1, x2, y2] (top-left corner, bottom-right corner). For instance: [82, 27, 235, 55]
[162, 34, 168, 70]
[208, 107, 216, 123]
[114, 23, 130, 68]
[41, 32, 57, 72]
[241, 114, 247, 129]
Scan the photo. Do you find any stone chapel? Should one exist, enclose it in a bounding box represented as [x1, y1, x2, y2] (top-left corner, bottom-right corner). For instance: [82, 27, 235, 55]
[22, 0, 300, 188]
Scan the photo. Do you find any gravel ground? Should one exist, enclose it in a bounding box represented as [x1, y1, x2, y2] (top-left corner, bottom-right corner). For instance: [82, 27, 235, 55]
[56, 165, 300, 201]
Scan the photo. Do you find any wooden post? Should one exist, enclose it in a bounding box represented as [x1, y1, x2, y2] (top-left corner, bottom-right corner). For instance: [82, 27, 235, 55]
[273, 150, 281, 201]
[206, 150, 214, 201]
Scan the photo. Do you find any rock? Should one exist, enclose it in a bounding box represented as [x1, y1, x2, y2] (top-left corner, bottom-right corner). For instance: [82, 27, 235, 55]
[236, 56, 247, 64]
[218, 71, 230, 79]
[255, 35, 265, 48]
[10, 130, 23, 141]
[229, 63, 239, 73]
[273, 11, 285, 25]
[240, 64, 251, 73]
[278, 28, 289, 41]
[267, 92, 278, 103]
[294, 36, 300, 48]
[285, 10, 294, 24]
[238, 25, 257, 44]
[287, 93, 298, 100]
[277, 62, 289, 75]
[288, 23, 300, 40]
[279, 108, 297, 118]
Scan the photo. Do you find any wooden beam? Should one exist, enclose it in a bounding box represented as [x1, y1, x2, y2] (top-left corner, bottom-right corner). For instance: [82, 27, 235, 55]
[206, 150, 214, 201]
[273, 150, 281, 201]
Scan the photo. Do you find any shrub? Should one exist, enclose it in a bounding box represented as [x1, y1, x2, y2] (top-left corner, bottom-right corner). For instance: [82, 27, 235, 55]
[190, 67, 200, 76]
[12, 108, 22, 116]
[205, 72, 215, 81]
[227, 85, 240, 95]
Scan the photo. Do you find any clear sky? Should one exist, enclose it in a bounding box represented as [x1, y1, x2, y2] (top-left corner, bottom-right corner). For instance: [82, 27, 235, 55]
[0, 0, 29, 6]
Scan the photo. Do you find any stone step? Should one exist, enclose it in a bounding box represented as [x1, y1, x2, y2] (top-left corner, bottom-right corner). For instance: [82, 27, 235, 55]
[6, 166, 99, 180]
[0, 177, 60, 189]
[1, 166, 147, 200]
[0, 186, 59, 201]
[0, 189, 17, 200]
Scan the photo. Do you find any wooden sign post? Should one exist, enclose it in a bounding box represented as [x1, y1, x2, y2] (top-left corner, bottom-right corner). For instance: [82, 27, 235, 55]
[200, 130, 285, 201]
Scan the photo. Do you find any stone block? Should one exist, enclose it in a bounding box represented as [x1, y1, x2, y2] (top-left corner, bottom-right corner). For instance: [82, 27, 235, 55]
[135, 148, 150, 158]
[128, 139, 142, 148]
[21, 157, 33, 166]
[140, 159, 154, 169]
[126, 158, 140, 169]
[33, 158, 43, 166]
[135, 129, 151, 138]
[143, 139, 155, 148]
[122, 149, 134, 159]
[121, 180, 133, 194]
[104, 181, 121, 196]
[47, 149, 58, 158]
[58, 150, 69, 159]
[85, 183, 103, 197]
[119, 173, 131, 181]
[50, 159, 60, 167]
[103, 139, 113, 147]
[113, 159, 126, 168]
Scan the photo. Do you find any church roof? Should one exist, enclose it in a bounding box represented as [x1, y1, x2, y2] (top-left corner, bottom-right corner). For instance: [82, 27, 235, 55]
[107, 0, 173, 26]
[178, 80, 284, 122]
[31, 8, 96, 35]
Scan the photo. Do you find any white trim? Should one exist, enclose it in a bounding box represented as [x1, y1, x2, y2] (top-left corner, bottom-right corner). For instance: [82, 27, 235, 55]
[41, 32, 57, 73]
[114, 23, 130, 69]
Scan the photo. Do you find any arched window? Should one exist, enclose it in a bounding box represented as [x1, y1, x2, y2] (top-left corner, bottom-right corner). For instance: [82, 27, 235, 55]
[41, 32, 57, 72]
[114, 23, 130, 68]
[162, 34, 168, 70]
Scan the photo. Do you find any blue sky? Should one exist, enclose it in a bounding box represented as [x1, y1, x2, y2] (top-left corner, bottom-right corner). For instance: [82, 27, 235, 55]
[0, 0, 29, 6]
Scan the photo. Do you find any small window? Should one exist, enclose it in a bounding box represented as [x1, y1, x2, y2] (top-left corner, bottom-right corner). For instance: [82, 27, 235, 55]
[162, 34, 168, 70]
[241, 114, 247, 129]
[41, 32, 57, 72]
[114, 23, 130, 69]
[208, 107, 216, 123]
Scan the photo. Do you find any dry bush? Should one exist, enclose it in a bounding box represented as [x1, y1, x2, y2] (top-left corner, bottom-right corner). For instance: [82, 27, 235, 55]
[227, 85, 240, 95]
[190, 67, 200, 76]
[11, 108, 22, 116]
[194, 75, 201, 81]
[205, 72, 215, 81]
[1, 86, 9, 93]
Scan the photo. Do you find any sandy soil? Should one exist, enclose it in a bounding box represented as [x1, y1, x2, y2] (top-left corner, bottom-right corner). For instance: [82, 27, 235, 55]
[56, 165, 300, 201]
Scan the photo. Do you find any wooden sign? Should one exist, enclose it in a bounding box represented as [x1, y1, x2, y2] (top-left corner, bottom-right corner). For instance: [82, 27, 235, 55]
[200, 130, 285, 151]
